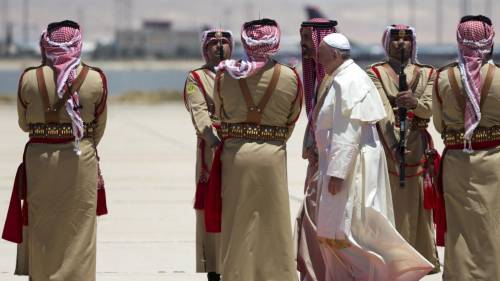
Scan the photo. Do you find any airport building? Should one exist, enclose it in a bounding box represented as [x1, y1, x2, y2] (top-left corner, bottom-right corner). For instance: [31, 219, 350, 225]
[114, 20, 200, 58]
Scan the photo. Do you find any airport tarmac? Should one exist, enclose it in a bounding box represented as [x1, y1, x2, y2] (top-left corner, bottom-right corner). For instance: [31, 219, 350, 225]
[0, 103, 444, 281]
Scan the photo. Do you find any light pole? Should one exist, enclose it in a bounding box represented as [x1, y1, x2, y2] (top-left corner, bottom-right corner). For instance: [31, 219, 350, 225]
[387, 0, 394, 25]
[436, 0, 443, 45]
[409, 0, 416, 27]
[22, 0, 29, 46]
[485, 0, 493, 18]
[461, 0, 469, 16]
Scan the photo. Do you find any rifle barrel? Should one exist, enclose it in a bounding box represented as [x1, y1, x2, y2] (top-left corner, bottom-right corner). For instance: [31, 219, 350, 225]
[398, 45, 408, 188]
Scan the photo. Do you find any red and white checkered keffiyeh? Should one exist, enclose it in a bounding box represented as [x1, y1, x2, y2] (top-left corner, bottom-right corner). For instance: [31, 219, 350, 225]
[382, 24, 418, 63]
[457, 19, 495, 149]
[201, 28, 234, 63]
[300, 18, 337, 118]
[40, 25, 84, 154]
[217, 19, 280, 79]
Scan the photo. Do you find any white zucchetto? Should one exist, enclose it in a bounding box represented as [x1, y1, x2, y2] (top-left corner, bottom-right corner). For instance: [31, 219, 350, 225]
[323, 33, 351, 50]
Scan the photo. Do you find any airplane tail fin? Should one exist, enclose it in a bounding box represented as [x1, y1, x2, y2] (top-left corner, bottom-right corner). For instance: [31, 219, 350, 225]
[305, 5, 326, 19]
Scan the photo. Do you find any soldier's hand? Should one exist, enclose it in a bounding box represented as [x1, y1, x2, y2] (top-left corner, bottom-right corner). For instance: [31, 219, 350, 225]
[328, 176, 344, 195]
[395, 90, 418, 109]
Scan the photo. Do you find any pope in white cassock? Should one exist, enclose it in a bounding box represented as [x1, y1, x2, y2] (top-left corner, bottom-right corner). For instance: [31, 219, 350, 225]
[312, 33, 434, 281]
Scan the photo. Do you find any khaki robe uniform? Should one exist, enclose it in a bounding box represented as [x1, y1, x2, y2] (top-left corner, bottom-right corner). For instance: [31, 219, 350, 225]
[183, 67, 221, 273]
[214, 61, 302, 281]
[433, 62, 500, 281]
[16, 64, 107, 281]
[295, 74, 333, 281]
[366, 62, 440, 270]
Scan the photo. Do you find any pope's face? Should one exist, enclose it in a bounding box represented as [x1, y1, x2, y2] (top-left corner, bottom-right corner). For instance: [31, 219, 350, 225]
[300, 28, 314, 60]
[388, 34, 412, 61]
[317, 41, 335, 65]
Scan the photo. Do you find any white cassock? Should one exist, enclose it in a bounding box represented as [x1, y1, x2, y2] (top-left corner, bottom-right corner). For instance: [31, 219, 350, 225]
[314, 59, 433, 281]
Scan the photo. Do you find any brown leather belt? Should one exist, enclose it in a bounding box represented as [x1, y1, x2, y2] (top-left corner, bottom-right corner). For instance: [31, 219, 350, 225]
[29, 122, 95, 139]
[443, 126, 500, 146]
[221, 122, 288, 142]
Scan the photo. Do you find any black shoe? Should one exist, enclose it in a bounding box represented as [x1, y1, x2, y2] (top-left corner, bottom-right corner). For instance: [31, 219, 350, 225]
[428, 264, 441, 275]
[207, 272, 220, 281]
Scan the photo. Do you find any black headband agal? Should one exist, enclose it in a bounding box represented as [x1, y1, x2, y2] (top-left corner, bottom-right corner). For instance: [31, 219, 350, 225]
[460, 15, 492, 26]
[206, 31, 232, 40]
[301, 20, 338, 29]
[47, 20, 80, 33]
[243, 18, 277, 29]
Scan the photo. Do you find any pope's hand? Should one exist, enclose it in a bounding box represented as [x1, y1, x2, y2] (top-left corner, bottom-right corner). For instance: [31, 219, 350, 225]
[328, 176, 344, 195]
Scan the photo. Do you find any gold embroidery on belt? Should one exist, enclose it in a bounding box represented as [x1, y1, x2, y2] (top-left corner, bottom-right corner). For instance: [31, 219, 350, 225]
[28, 122, 96, 138]
[443, 126, 500, 146]
[221, 122, 288, 142]
[395, 114, 430, 130]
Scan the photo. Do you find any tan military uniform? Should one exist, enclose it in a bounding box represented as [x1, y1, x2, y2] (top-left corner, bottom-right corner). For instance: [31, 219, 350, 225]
[215, 61, 302, 281]
[183, 67, 221, 273]
[367, 62, 440, 270]
[433, 62, 500, 281]
[16, 63, 107, 281]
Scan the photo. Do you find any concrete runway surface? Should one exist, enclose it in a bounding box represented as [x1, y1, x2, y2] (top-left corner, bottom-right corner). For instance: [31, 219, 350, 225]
[0, 103, 443, 280]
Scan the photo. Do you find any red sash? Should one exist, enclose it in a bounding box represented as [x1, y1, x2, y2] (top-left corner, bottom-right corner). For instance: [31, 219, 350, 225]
[2, 163, 26, 243]
[204, 143, 223, 233]
[194, 138, 208, 210]
[2, 138, 108, 244]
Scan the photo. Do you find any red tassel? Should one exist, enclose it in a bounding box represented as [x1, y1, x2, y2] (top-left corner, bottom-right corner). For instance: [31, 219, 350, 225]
[194, 138, 209, 210]
[2, 164, 25, 243]
[421, 131, 446, 246]
[204, 144, 223, 233]
[194, 179, 208, 210]
[423, 173, 434, 210]
[434, 149, 446, 246]
[434, 193, 447, 247]
[96, 165, 108, 216]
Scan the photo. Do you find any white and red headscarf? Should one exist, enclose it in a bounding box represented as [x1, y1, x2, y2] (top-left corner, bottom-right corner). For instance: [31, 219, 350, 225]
[201, 28, 234, 63]
[40, 21, 84, 155]
[456, 16, 495, 149]
[217, 18, 281, 79]
[382, 24, 418, 63]
[300, 18, 337, 118]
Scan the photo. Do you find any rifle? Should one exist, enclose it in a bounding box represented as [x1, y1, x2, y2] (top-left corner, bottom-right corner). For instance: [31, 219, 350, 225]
[218, 31, 224, 62]
[398, 44, 408, 188]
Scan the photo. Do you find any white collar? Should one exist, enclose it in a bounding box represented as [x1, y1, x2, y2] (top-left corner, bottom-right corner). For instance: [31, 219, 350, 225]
[332, 59, 354, 77]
